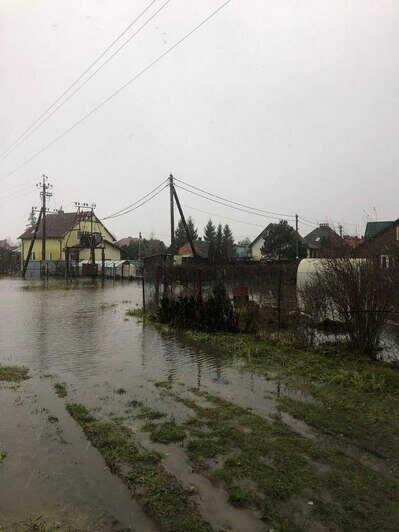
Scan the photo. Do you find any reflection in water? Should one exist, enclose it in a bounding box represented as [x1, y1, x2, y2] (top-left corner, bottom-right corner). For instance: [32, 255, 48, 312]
[1, 278, 398, 416]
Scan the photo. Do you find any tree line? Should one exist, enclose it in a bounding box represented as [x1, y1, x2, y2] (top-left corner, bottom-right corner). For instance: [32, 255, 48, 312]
[173, 217, 237, 260]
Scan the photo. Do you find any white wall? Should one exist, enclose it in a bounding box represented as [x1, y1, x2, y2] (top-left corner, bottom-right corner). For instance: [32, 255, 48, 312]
[250, 237, 264, 261]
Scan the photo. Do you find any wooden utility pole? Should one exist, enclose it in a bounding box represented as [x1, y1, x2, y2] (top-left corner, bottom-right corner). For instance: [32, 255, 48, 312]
[295, 214, 299, 259]
[38, 175, 52, 277]
[171, 185, 197, 259]
[22, 208, 43, 278]
[169, 174, 175, 253]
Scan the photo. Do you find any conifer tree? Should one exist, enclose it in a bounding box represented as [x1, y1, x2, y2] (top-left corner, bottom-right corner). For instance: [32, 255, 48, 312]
[215, 223, 223, 260]
[174, 216, 198, 251]
[222, 224, 236, 260]
[204, 219, 216, 260]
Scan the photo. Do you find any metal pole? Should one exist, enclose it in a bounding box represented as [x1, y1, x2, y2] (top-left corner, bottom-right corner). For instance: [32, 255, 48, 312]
[141, 266, 146, 314]
[295, 214, 299, 259]
[169, 174, 175, 253]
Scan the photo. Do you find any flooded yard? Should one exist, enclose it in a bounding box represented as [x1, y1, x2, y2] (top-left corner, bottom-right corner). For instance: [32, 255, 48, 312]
[1, 278, 399, 531]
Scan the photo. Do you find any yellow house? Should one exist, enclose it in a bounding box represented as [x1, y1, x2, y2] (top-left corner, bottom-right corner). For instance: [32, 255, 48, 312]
[19, 211, 122, 266]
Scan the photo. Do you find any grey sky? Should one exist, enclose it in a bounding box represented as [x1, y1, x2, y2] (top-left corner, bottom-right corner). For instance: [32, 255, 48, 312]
[1, 0, 398, 243]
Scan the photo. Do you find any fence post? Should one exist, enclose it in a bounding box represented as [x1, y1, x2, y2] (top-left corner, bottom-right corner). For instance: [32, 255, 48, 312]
[277, 263, 282, 339]
[142, 266, 146, 314]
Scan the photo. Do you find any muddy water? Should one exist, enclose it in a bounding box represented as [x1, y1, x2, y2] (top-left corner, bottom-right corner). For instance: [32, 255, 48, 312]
[1, 277, 289, 530]
[1, 278, 397, 530]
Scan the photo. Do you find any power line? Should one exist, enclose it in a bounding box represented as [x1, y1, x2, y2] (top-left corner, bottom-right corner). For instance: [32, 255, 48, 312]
[102, 184, 168, 220]
[182, 204, 265, 228]
[0, 0, 160, 161]
[0, 0, 171, 164]
[174, 177, 294, 218]
[103, 179, 168, 219]
[174, 183, 291, 222]
[1, 0, 232, 183]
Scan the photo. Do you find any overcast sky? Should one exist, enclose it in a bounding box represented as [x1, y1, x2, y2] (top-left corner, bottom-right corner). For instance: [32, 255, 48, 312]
[1, 0, 398, 243]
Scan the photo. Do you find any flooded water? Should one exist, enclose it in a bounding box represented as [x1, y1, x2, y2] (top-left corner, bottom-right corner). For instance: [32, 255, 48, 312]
[0, 277, 295, 531]
[1, 277, 398, 530]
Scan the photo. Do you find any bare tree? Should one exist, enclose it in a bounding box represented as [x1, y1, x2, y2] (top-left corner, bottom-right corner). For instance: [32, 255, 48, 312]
[302, 257, 398, 358]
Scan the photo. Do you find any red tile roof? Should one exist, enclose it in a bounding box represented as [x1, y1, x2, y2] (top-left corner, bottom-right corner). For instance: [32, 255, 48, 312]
[18, 211, 116, 240]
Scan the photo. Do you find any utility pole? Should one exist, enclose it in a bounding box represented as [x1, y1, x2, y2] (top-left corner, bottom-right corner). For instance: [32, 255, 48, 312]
[295, 214, 299, 259]
[38, 175, 52, 277]
[138, 231, 142, 260]
[169, 174, 175, 254]
[339, 224, 343, 238]
[171, 185, 197, 259]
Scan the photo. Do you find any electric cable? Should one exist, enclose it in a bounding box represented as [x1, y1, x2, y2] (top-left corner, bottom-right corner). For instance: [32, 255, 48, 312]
[174, 183, 292, 222]
[174, 177, 295, 218]
[1, 0, 232, 183]
[0, 0, 160, 161]
[102, 179, 168, 219]
[0, 0, 171, 164]
[103, 183, 168, 220]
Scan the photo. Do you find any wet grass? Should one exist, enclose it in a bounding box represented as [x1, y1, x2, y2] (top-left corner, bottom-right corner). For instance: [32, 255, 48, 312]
[13, 516, 64, 531]
[66, 403, 211, 532]
[0, 449, 6, 464]
[0, 364, 29, 382]
[171, 390, 399, 531]
[148, 421, 186, 444]
[163, 327, 399, 464]
[154, 380, 173, 389]
[126, 307, 145, 318]
[53, 382, 67, 398]
[100, 303, 116, 310]
[136, 406, 166, 420]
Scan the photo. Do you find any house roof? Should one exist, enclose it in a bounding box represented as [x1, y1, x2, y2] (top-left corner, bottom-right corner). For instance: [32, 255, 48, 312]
[19, 212, 80, 239]
[364, 221, 394, 241]
[178, 240, 210, 259]
[250, 223, 305, 248]
[116, 236, 140, 247]
[304, 224, 342, 248]
[250, 224, 273, 248]
[19, 211, 116, 241]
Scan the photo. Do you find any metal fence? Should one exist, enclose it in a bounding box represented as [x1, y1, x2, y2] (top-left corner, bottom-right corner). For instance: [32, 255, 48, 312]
[143, 260, 300, 333]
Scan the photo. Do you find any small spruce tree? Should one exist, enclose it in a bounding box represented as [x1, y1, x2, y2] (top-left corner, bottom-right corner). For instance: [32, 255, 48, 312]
[204, 219, 216, 260]
[222, 224, 236, 260]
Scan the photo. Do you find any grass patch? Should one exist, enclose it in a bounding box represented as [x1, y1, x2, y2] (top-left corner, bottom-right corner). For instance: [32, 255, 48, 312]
[126, 399, 143, 408]
[172, 390, 399, 531]
[161, 327, 399, 463]
[149, 421, 186, 444]
[100, 303, 116, 310]
[0, 450, 6, 464]
[126, 307, 145, 318]
[0, 364, 29, 382]
[115, 387, 126, 395]
[154, 380, 172, 389]
[66, 403, 211, 531]
[53, 382, 67, 398]
[47, 415, 59, 424]
[136, 406, 166, 420]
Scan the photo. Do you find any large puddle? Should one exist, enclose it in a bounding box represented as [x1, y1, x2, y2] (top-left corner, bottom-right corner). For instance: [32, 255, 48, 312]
[1, 277, 398, 529]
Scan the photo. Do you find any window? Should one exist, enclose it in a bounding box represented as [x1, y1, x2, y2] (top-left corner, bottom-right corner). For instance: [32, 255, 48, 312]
[32, 252, 36, 260]
[381, 255, 393, 269]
